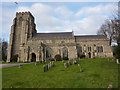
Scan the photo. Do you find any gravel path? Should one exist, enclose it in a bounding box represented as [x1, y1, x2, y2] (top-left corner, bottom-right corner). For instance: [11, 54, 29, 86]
[0, 63, 29, 68]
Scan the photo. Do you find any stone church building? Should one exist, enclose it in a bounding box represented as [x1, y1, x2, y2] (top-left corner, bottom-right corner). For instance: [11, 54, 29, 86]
[7, 12, 113, 62]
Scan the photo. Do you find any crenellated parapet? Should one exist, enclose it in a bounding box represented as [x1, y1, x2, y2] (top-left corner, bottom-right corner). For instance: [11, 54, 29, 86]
[16, 11, 34, 21]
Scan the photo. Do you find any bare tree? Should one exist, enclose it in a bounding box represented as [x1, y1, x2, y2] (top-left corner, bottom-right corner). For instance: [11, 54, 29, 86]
[97, 3, 120, 46]
[97, 20, 115, 45]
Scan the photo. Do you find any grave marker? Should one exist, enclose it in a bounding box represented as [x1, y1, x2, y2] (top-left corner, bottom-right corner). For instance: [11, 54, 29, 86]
[19, 64, 22, 68]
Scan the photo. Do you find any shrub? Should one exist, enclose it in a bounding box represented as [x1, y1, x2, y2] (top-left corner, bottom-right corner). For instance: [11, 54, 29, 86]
[114, 45, 120, 60]
[79, 54, 85, 58]
[54, 54, 61, 61]
[50, 58, 54, 61]
[10, 54, 18, 62]
[62, 57, 69, 60]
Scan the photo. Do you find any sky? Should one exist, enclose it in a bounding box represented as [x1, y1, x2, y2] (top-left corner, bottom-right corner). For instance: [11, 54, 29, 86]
[1, 2, 118, 42]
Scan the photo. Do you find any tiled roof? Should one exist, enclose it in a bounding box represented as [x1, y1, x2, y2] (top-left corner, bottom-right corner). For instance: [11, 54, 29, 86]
[33, 32, 73, 38]
[75, 35, 105, 39]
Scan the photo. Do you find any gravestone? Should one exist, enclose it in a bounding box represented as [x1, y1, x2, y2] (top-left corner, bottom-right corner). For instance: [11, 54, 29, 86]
[35, 62, 39, 66]
[116, 59, 119, 64]
[19, 64, 22, 68]
[46, 64, 48, 71]
[73, 60, 77, 64]
[112, 59, 114, 61]
[78, 64, 83, 72]
[62, 60, 64, 63]
[48, 64, 50, 69]
[50, 62, 52, 69]
[43, 60, 45, 64]
[52, 61, 55, 67]
[68, 61, 72, 65]
[64, 63, 68, 68]
[73, 58, 77, 64]
[107, 83, 113, 90]
[40, 61, 42, 64]
[43, 65, 46, 72]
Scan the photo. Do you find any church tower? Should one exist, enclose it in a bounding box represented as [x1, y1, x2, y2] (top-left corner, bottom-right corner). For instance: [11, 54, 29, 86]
[7, 12, 36, 62]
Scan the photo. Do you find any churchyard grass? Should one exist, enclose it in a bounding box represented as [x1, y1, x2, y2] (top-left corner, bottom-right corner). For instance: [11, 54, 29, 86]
[2, 58, 118, 88]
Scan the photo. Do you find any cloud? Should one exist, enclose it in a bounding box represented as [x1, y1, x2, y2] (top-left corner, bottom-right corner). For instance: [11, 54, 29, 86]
[1, 2, 117, 41]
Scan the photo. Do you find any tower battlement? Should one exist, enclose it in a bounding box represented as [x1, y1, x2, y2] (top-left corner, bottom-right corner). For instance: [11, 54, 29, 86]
[16, 11, 34, 19]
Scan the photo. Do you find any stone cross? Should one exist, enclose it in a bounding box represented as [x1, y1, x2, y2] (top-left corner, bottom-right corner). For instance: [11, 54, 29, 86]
[116, 59, 119, 64]
[19, 64, 22, 68]
[43, 65, 46, 72]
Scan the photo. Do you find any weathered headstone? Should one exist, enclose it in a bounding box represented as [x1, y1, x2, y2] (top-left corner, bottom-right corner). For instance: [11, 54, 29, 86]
[68, 61, 72, 65]
[43, 65, 46, 72]
[48, 64, 50, 69]
[64, 63, 68, 68]
[46, 64, 48, 71]
[35, 62, 39, 66]
[40, 61, 42, 64]
[116, 59, 119, 64]
[52, 61, 55, 67]
[43, 60, 45, 64]
[50, 62, 52, 69]
[19, 64, 22, 68]
[73, 60, 77, 64]
[107, 83, 113, 90]
[78, 64, 83, 72]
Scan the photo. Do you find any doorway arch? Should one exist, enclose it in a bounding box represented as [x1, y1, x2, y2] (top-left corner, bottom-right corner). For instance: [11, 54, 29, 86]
[31, 53, 36, 62]
[88, 52, 91, 58]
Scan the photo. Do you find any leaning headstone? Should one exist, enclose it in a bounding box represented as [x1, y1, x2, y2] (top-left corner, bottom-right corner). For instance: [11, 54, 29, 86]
[35, 62, 39, 66]
[107, 83, 113, 90]
[64, 63, 68, 68]
[78, 64, 83, 72]
[43, 65, 46, 72]
[19, 64, 22, 68]
[116, 59, 119, 64]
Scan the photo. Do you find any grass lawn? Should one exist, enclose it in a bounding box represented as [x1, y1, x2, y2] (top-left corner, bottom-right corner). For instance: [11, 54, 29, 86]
[2, 58, 119, 88]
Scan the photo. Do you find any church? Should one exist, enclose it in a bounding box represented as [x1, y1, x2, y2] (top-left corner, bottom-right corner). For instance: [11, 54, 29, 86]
[7, 12, 113, 62]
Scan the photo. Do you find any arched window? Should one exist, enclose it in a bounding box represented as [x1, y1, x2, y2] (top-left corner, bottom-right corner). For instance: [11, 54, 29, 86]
[76, 45, 82, 58]
[46, 47, 53, 58]
[97, 46, 103, 53]
[62, 47, 68, 57]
